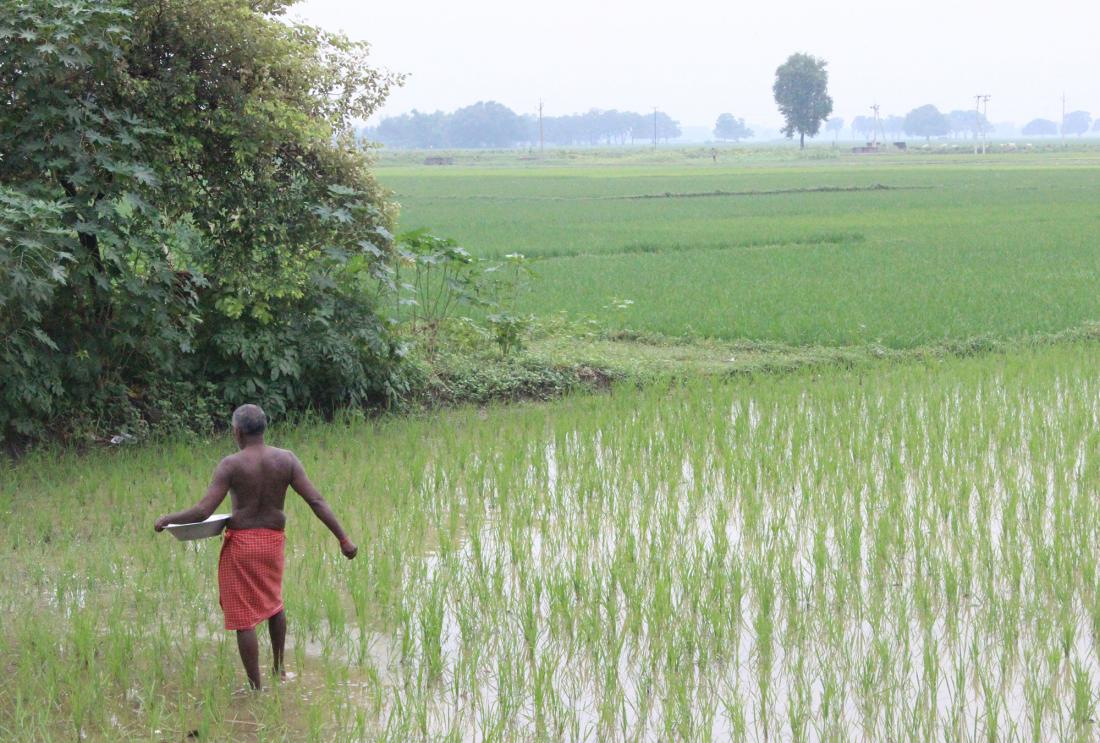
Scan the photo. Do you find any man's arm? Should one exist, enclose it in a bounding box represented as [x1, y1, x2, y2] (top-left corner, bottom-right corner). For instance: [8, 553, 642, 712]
[153, 458, 233, 531]
[289, 453, 357, 559]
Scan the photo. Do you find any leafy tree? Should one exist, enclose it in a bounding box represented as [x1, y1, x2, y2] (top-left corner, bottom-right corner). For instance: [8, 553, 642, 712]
[597, 110, 642, 145]
[851, 115, 874, 140]
[714, 114, 753, 142]
[884, 115, 905, 139]
[825, 117, 844, 143]
[1022, 118, 1059, 136]
[1094, 118, 1100, 133]
[372, 110, 449, 148]
[1062, 111, 1092, 137]
[1, 0, 406, 446]
[630, 111, 680, 143]
[903, 105, 950, 141]
[447, 101, 526, 148]
[948, 109, 991, 139]
[656, 112, 682, 142]
[772, 53, 833, 149]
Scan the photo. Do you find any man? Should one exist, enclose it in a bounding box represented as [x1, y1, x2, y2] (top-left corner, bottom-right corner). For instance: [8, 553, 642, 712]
[154, 404, 357, 690]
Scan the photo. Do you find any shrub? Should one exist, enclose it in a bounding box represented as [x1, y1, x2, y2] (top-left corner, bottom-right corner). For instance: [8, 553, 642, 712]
[0, 0, 406, 447]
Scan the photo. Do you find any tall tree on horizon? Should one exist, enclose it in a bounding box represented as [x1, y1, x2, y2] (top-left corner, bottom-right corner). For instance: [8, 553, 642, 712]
[772, 53, 833, 149]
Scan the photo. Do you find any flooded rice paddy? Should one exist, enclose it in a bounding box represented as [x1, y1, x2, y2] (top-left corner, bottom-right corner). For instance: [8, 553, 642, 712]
[4, 344, 1100, 740]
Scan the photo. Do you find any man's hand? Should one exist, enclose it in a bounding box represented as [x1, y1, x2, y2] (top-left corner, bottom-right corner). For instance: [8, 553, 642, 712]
[153, 516, 170, 532]
[340, 538, 358, 560]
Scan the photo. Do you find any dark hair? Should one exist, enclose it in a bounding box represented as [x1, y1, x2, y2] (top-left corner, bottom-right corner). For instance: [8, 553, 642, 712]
[231, 404, 267, 436]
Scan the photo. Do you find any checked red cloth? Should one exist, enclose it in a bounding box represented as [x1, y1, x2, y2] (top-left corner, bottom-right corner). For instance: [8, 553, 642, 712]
[218, 527, 285, 631]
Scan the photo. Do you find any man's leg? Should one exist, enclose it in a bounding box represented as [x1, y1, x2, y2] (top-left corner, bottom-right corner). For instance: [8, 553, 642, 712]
[236, 629, 262, 690]
[268, 610, 286, 679]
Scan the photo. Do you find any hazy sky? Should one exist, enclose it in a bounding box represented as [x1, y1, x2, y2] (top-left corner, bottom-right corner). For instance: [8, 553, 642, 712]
[292, 0, 1098, 129]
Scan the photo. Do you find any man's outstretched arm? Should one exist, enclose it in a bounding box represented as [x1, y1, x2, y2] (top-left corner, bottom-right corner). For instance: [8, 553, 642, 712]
[289, 454, 357, 559]
[153, 458, 232, 531]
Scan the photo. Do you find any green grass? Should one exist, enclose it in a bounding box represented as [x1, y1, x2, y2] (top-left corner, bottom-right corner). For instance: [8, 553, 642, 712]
[5, 343, 1100, 739]
[380, 149, 1100, 346]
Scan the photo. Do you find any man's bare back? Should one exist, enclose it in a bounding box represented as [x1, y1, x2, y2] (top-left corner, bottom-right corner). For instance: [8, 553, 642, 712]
[215, 446, 317, 531]
[154, 404, 356, 690]
[155, 441, 355, 556]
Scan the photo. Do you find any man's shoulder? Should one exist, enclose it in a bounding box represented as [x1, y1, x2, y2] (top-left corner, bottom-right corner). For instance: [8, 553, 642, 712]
[210, 452, 243, 483]
[217, 451, 245, 470]
[263, 446, 299, 466]
[264, 445, 296, 457]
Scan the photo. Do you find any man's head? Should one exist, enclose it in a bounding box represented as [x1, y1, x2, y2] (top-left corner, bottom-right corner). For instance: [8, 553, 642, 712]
[231, 404, 267, 447]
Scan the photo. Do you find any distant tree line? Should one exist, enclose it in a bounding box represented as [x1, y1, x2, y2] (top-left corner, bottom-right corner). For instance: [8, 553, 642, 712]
[844, 105, 1095, 142]
[365, 102, 682, 149]
[1018, 114, 1094, 137]
[848, 108, 990, 141]
[367, 99, 1095, 151]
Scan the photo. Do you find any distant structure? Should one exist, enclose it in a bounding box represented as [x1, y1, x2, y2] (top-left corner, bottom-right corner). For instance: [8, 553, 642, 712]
[974, 94, 991, 154]
[1061, 93, 1067, 147]
[852, 103, 886, 153]
[537, 99, 544, 154]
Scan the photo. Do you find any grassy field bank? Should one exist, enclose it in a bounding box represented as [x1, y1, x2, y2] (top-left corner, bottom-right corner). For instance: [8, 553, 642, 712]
[5, 344, 1100, 740]
[381, 150, 1100, 347]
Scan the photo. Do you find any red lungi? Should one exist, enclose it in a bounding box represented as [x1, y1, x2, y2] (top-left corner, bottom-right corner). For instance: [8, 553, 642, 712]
[218, 527, 285, 631]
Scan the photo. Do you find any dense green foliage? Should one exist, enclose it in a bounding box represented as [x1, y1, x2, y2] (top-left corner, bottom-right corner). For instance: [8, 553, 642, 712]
[382, 151, 1100, 347]
[6, 344, 1100, 738]
[772, 53, 833, 149]
[0, 0, 405, 447]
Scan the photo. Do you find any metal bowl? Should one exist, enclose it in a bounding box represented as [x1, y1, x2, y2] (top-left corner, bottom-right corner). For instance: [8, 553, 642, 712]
[165, 513, 230, 541]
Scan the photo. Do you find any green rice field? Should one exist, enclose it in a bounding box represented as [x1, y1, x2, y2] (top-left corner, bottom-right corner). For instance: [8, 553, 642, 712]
[5, 345, 1100, 739]
[7, 148, 1100, 741]
[382, 150, 1100, 346]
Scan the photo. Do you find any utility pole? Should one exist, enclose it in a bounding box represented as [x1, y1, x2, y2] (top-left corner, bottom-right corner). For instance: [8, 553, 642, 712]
[538, 99, 544, 155]
[652, 107, 658, 150]
[1061, 93, 1067, 147]
[870, 103, 883, 147]
[974, 94, 991, 154]
[981, 95, 990, 154]
[973, 95, 982, 154]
